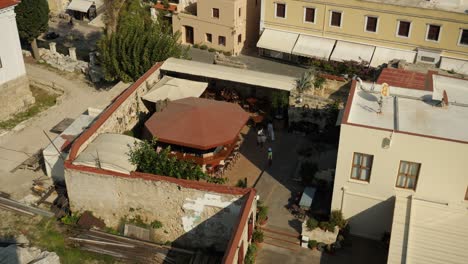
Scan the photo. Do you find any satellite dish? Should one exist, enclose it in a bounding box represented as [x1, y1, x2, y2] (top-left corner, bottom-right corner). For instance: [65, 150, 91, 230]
[381, 83, 390, 97]
[382, 137, 392, 149]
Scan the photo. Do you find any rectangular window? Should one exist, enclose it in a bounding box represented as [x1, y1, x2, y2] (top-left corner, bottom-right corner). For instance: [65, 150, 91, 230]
[350, 153, 373, 182]
[304, 7, 315, 23]
[465, 187, 468, 200]
[206, 33, 212, 43]
[397, 21, 411, 37]
[239, 7, 241, 17]
[396, 161, 420, 190]
[459, 29, 468, 46]
[365, 16, 378, 33]
[426, 24, 441, 41]
[0, 57, 2, 68]
[275, 3, 286, 18]
[212, 8, 219, 18]
[330, 11, 342, 27]
[219, 36, 226, 46]
[238, 34, 242, 43]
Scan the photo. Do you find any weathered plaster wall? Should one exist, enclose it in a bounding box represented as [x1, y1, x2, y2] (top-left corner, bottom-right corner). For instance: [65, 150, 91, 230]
[65, 168, 245, 251]
[0, 75, 35, 121]
[75, 69, 161, 156]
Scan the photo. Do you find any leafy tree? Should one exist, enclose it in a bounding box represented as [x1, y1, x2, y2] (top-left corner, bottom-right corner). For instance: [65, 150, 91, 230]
[99, 0, 189, 82]
[128, 139, 207, 181]
[15, 0, 49, 59]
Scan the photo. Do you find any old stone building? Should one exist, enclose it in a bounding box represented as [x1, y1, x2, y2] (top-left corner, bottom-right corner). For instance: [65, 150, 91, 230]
[0, 0, 35, 121]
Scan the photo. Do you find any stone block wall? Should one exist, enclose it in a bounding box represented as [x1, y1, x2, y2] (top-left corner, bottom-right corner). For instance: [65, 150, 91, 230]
[0, 75, 35, 121]
[65, 168, 245, 251]
[75, 68, 161, 156]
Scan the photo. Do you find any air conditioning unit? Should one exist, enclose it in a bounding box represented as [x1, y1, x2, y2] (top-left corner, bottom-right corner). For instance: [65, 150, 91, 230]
[416, 48, 441, 64]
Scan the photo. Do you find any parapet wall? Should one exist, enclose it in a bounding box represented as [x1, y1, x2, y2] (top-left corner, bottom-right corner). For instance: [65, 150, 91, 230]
[65, 167, 246, 251]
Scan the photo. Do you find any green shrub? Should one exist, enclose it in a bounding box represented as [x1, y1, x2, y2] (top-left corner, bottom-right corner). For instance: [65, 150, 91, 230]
[319, 221, 328, 230]
[200, 44, 208, 50]
[257, 202, 269, 223]
[330, 210, 347, 228]
[308, 240, 318, 249]
[61, 213, 80, 226]
[123, 130, 134, 137]
[223, 51, 232, 56]
[252, 229, 264, 243]
[128, 215, 148, 228]
[151, 220, 163, 229]
[236, 178, 247, 188]
[306, 218, 318, 231]
[314, 76, 326, 90]
[193, 43, 199, 48]
[208, 48, 216, 52]
[245, 244, 257, 264]
[104, 227, 120, 235]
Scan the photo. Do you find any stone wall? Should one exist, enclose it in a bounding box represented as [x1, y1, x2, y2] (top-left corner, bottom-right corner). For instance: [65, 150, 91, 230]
[75, 69, 161, 156]
[0, 75, 35, 121]
[65, 168, 245, 251]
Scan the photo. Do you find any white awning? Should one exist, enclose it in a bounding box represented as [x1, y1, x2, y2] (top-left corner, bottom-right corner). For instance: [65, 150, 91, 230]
[161, 58, 296, 91]
[256, 29, 299, 54]
[330, 41, 375, 64]
[73, 133, 141, 174]
[292, 35, 336, 60]
[67, 0, 93, 13]
[439, 57, 468, 75]
[370, 47, 416, 67]
[142, 76, 207, 103]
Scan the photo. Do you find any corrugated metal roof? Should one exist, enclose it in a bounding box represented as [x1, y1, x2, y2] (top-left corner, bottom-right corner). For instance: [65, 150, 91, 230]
[388, 195, 468, 264]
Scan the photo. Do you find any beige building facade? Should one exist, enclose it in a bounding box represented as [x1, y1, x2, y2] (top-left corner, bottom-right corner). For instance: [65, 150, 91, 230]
[258, 0, 468, 71]
[169, 0, 260, 55]
[331, 72, 468, 262]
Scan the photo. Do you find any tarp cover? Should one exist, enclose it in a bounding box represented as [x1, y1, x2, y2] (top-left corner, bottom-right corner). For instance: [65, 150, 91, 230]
[67, 0, 93, 12]
[142, 76, 207, 103]
[292, 35, 336, 60]
[257, 28, 299, 54]
[73, 133, 141, 174]
[144, 97, 249, 150]
[330, 41, 375, 64]
[161, 58, 296, 91]
[370, 47, 416, 67]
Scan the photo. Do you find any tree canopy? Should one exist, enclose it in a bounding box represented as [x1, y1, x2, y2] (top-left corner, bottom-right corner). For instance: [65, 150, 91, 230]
[15, 0, 49, 42]
[128, 139, 226, 184]
[98, 0, 189, 82]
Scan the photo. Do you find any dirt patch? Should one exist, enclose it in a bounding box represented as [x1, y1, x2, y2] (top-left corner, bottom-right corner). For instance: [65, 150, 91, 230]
[0, 86, 59, 130]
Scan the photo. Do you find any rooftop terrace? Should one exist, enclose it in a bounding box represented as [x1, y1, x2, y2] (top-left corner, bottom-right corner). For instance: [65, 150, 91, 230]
[345, 73, 468, 143]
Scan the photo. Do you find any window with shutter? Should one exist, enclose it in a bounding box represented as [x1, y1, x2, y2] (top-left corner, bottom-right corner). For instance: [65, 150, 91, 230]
[331, 11, 342, 27]
[459, 29, 468, 45]
[396, 161, 421, 190]
[366, 16, 378, 32]
[219, 36, 226, 46]
[212, 8, 219, 18]
[276, 3, 286, 18]
[350, 153, 373, 182]
[304, 8, 315, 23]
[426, 25, 441, 41]
[397, 21, 411, 37]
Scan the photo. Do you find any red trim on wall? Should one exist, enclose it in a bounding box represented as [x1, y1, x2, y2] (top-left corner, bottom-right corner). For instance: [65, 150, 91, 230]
[67, 63, 163, 161]
[341, 79, 357, 125]
[223, 190, 256, 264]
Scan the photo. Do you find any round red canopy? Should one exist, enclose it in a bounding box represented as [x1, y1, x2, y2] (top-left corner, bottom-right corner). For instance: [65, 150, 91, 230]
[144, 97, 249, 150]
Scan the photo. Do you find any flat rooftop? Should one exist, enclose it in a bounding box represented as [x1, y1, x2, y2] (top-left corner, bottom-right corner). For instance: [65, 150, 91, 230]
[346, 74, 468, 143]
[363, 0, 468, 14]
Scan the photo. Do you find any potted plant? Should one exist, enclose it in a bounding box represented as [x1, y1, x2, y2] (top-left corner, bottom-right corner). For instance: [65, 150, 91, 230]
[257, 202, 269, 226]
[252, 229, 264, 245]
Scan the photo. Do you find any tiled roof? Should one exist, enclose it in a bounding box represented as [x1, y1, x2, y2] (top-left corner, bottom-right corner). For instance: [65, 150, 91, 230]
[0, 0, 18, 9]
[377, 68, 430, 91]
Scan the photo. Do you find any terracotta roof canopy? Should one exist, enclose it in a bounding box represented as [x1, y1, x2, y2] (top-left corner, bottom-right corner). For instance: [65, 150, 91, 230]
[144, 97, 249, 150]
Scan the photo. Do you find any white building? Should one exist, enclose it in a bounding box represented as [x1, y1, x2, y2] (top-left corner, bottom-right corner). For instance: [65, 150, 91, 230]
[331, 68, 468, 263]
[0, 0, 34, 121]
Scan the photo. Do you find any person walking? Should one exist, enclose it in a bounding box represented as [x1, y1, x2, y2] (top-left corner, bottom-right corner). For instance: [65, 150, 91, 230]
[267, 147, 273, 166]
[267, 122, 275, 141]
[257, 127, 266, 147]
